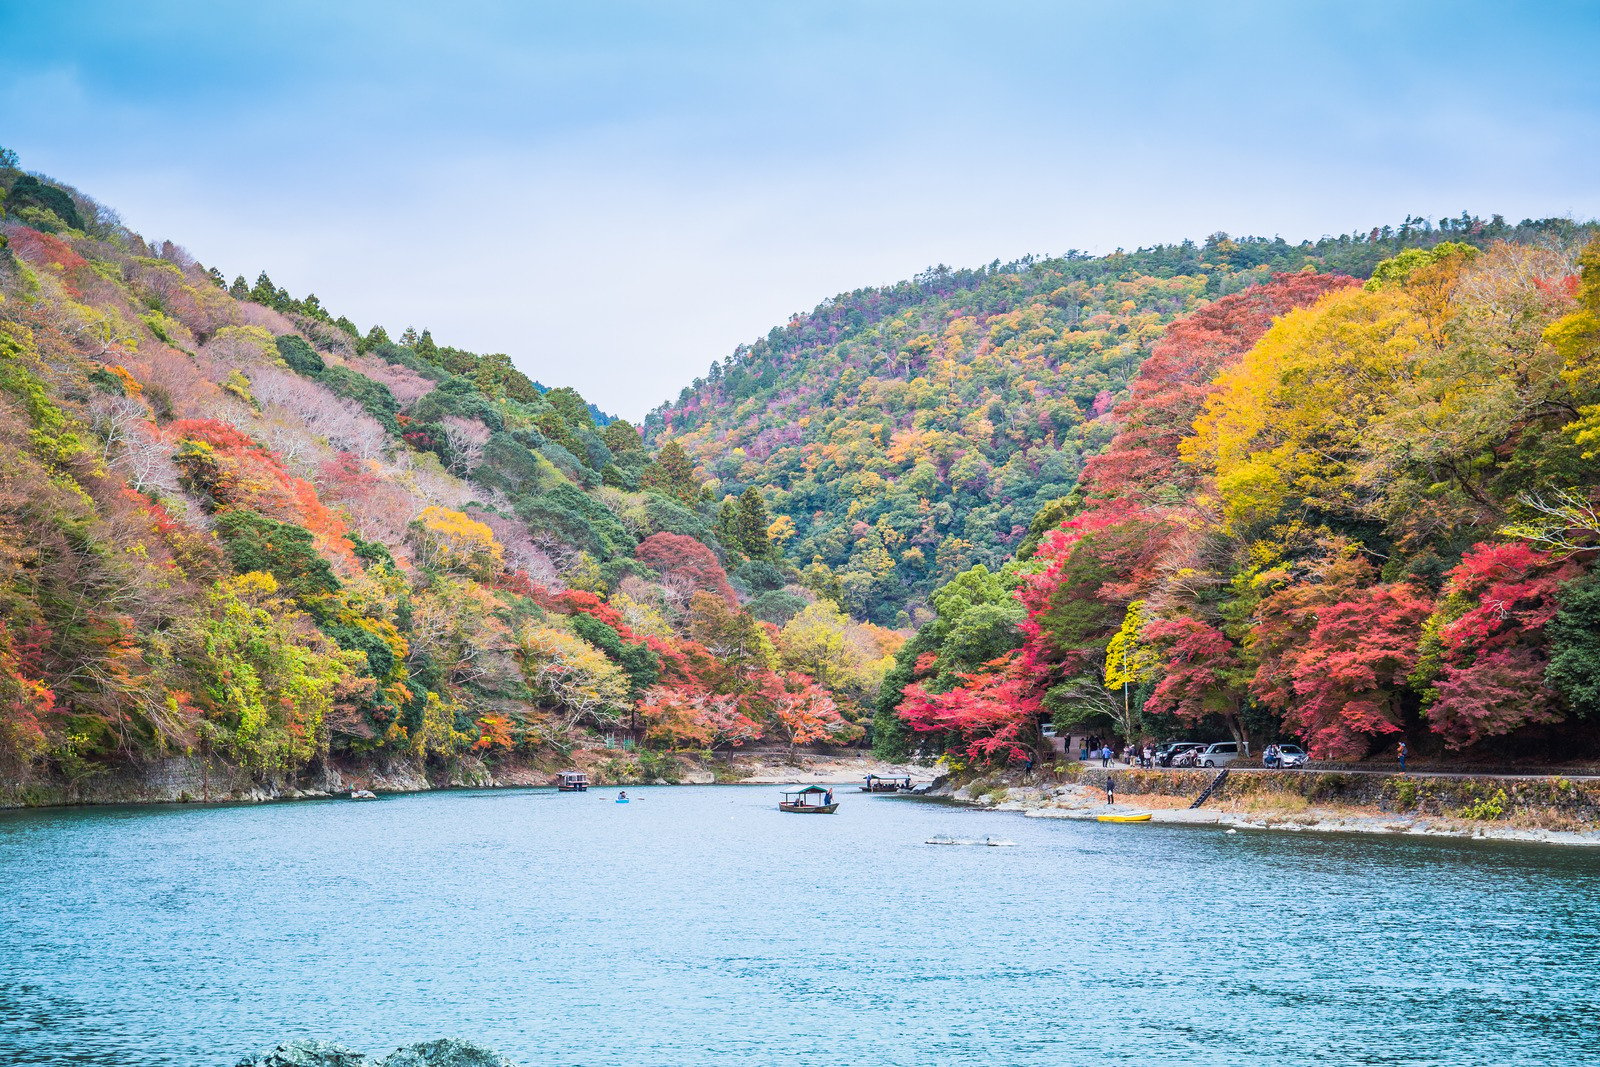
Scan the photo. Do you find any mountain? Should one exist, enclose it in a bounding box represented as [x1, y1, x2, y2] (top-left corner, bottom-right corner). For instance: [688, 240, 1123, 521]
[0, 154, 893, 796]
[876, 233, 1600, 764]
[645, 216, 1588, 627]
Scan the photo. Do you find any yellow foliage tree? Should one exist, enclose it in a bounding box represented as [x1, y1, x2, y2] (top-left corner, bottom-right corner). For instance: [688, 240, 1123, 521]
[517, 624, 630, 728]
[408, 505, 504, 579]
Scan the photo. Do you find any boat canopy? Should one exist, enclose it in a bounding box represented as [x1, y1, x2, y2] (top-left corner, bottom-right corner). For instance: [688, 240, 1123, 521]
[781, 785, 833, 801]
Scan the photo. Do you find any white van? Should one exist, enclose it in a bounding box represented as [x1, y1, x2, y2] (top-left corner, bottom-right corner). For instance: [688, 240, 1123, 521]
[1197, 741, 1246, 768]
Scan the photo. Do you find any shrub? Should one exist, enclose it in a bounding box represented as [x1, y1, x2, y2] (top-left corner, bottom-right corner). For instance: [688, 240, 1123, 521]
[1459, 788, 1508, 821]
[275, 334, 326, 376]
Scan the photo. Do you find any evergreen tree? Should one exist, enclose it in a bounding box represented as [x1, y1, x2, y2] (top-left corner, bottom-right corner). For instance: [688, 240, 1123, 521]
[735, 486, 773, 559]
[361, 325, 391, 353]
[714, 498, 741, 556]
[601, 419, 643, 455]
[249, 271, 278, 306]
[400, 326, 419, 347]
[415, 329, 439, 362]
[229, 275, 249, 300]
[1549, 572, 1600, 718]
[640, 441, 703, 506]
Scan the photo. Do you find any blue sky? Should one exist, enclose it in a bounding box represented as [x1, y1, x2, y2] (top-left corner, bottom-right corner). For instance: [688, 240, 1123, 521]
[4, 1, 1599, 419]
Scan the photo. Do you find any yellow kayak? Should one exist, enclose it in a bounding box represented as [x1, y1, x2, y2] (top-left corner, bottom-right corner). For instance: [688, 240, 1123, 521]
[1097, 812, 1153, 822]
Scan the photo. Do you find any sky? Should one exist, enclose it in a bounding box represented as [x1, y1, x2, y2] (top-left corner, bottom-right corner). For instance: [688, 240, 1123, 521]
[3, 1, 1599, 420]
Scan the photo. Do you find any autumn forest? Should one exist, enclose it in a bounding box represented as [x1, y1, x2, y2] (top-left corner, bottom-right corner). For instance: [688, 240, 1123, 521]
[2, 147, 1598, 797]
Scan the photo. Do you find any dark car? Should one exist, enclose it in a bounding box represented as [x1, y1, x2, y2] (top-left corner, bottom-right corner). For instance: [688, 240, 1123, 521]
[1155, 741, 1206, 767]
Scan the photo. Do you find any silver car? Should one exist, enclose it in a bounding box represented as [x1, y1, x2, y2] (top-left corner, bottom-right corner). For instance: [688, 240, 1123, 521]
[1265, 744, 1308, 768]
[1197, 741, 1245, 768]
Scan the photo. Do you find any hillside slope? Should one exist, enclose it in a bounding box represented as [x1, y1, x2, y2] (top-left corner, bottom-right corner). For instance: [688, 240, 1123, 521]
[877, 234, 1600, 764]
[0, 152, 891, 797]
[646, 217, 1586, 625]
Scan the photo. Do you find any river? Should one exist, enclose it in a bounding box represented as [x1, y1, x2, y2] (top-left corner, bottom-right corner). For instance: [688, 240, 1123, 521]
[2, 784, 1597, 1066]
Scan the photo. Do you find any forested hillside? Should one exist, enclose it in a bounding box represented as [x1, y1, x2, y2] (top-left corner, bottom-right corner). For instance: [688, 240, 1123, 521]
[877, 232, 1600, 764]
[647, 217, 1579, 627]
[4, 140, 1595, 790]
[0, 150, 895, 793]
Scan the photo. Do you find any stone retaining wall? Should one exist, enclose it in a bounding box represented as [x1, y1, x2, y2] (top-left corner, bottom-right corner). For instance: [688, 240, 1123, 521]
[969, 764, 1600, 828]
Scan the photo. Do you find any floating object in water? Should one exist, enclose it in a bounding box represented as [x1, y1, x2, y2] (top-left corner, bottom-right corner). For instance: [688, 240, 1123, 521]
[1226, 828, 1239, 834]
[779, 785, 838, 813]
[1096, 812, 1152, 823]
[616, 798, 629, 804]
[349, 789, 377, 801]
[925, 835, 1017, 846]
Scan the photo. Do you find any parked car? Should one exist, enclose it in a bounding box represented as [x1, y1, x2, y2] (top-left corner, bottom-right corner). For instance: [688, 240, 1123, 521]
[1155, 741, 1206, 767]
[1197, 741, 1245, 768]
[1269, 744, 1308, 769]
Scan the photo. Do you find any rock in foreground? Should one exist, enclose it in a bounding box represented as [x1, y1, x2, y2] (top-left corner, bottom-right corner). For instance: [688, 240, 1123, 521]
[236, 1038, 519, 1067]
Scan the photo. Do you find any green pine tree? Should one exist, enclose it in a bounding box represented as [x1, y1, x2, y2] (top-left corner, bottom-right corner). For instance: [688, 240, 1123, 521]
[735, 486, 773, 559]
[641, 441, 703, 506]
[248, 271, 276, 305]
[415, 329, 439, 362]
[361, 325, 391, 353]
[714, 498, 741, 555]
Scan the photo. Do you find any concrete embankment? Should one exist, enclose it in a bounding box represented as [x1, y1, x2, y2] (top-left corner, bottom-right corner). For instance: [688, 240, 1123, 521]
[938, 764, 1600, 846]
[0, 749, 917, 809]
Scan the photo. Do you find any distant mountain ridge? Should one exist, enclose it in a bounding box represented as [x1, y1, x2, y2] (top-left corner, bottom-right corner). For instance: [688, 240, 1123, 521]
[645, 215, 1588, 625]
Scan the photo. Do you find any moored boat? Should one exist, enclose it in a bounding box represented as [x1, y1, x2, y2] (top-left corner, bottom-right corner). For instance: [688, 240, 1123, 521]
[1097, 812, 1152, 822]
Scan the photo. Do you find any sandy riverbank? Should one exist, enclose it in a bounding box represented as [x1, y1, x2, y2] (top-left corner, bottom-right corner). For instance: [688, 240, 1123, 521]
[936, 771, 1600, 847]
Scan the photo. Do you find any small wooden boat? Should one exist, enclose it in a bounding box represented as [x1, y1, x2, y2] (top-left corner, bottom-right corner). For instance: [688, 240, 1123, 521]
[555, 771, 589, 792]
[926, 835, 1017, 846]
[350, 789, 378, 801]
[779, 785, 838, 814]
[1097, 812, 1152, 822]
[862, 774, 913, 793]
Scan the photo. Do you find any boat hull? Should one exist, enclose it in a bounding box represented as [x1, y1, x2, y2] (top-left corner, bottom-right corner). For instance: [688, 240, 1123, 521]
[778, 803, 839, 814]
[1097, 813, 1152, 822]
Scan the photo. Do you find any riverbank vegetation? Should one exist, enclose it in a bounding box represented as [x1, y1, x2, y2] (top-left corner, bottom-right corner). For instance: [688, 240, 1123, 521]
[878, 230, 1600, 765]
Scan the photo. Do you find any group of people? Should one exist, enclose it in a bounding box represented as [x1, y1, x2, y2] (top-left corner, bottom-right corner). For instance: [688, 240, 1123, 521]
[1077, 737, 1156, 768]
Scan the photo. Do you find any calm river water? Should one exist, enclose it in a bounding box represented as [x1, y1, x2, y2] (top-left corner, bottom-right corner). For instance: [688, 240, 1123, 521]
[2, 785, 1598, 1066]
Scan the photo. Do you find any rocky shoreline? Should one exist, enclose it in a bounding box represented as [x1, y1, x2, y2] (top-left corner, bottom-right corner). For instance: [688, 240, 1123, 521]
[237, 1038, 517, 1067]
[934, 766, 1600, 847]
[0, 750, 922, 810]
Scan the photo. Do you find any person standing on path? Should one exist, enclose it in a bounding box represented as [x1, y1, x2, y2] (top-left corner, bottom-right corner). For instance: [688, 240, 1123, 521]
[1106, 776, 1115, 806]
[1100, 744, 1112, 768]
[1398, 741, 1408, 772]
